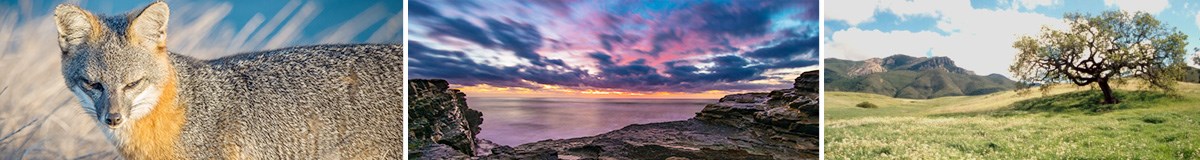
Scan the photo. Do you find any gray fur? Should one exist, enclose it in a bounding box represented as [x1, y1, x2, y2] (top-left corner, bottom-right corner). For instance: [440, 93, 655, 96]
[172, 44, 404, 159]
[55, 2, 403, 159]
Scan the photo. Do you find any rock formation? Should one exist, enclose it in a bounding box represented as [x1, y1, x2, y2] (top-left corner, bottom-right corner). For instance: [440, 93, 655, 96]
[907, 56, 974, 75]
[408, 71, 820, 159]
[848, 58, 886, 76]
[408, 79, 485, 158]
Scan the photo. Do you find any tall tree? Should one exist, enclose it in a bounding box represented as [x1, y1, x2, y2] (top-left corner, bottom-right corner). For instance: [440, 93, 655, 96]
[1011, 11, 1188, 104]
[1194, 50, 1200, 81]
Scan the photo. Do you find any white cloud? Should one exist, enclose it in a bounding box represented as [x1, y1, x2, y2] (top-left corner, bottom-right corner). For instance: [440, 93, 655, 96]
[877, 0, 958, 17]
[1104, 0, 1169, 14]
[828, 28, 943, 60]
[1195, 11, 1200, 31]
[825, 0, 969, 26]
[825, 0, 880, 26]
[827, 1, 1064, 77]
[1193, 11, 1200, 67]
[1005, 0, 1059, 10]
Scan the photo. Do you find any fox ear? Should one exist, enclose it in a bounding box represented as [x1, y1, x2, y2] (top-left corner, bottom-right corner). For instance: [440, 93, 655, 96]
[128, 1, 169, 53]
[54, 4, 98, 54]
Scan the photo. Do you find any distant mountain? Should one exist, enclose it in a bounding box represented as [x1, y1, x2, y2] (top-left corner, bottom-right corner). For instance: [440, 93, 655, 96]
[825, 54, 1017, 99]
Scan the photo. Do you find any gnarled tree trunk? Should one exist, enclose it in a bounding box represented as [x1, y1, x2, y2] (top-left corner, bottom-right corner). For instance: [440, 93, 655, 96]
[1096, 79, 1117, 104]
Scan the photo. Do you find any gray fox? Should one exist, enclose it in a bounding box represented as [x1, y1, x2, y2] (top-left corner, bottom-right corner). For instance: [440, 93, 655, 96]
[53, 2, 402, 159]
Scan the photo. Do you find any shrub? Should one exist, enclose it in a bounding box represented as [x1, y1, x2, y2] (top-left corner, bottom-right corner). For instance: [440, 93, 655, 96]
[856, 101, 879, 108]
[1142, 115, 1167, 124]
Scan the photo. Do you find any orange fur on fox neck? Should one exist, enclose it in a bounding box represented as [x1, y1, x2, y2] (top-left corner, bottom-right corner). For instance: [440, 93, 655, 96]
[119, 54, 184, 159]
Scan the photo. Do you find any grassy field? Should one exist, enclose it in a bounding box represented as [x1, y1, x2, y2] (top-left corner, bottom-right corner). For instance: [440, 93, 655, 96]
[826, 82, 1200, 159]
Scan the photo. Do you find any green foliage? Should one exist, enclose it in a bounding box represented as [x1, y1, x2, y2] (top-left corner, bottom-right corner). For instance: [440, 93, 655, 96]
[1194, 54, 1200, 72]
[1181, 67, 1200, 83]
[856, 101, 879, 108]
[1011, 10, 1189, 104]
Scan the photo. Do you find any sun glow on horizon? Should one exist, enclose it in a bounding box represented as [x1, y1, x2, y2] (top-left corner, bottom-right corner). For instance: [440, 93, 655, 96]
[454, 84, 734, 99]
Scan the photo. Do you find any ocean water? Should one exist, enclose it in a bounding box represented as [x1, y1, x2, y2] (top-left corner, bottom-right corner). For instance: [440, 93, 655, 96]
[467, 97, 714, 146]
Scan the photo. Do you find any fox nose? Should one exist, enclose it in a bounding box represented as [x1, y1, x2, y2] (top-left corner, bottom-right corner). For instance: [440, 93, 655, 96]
[105, 113, 122, 126]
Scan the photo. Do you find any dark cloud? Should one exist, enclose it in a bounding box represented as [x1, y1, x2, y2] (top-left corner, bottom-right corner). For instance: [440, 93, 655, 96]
[676, 45, 741, 55]
[664, 55, 766, 84]
[587, 59, 673, 91]
[688, 2, 775, 38]
[416, 10, 569, 67]
[531, 0, 574, 16]
[598, 34, 624, 52]
[410, 42, 587, 88]
[797, 1, 819, 21]
[764, 59, 819, 70]
[409, 0, 820, 93]
[622, 0, 812, 58]
[410, 0, 441, 17]
[600, 59, 658, 77]
[743, 36, 820, 70]
[485, 19, 551, 65]
[743, 36, 818, 60]
[409, 42, 529, 88]
[414, 41, 801, 92]
[636, 29, 683, 57]
[589, 52, 615, 66]
[428, 18, 495, 47]
[510, 66, 590, 87]
[544, 59, 568, 66]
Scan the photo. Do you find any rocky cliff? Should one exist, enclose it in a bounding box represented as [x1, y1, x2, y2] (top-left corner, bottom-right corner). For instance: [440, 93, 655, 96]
[408, 71, 820, 159]
[878, 55, 973, 75]
[408, 79, 484, 158]
[848, 58, 886, 76]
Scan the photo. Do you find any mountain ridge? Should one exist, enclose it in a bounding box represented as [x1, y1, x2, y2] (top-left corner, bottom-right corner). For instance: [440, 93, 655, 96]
[825, 54, 1016, 99]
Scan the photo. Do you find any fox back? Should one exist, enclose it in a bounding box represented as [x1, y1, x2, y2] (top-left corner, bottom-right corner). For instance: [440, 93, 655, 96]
[54, 2, 403, 159]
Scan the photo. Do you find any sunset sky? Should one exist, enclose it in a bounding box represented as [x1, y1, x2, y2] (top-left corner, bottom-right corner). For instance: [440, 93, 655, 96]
[408, 0, 819, 99]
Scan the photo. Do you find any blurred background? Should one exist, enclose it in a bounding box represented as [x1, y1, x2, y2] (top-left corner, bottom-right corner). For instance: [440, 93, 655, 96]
[0, 0, 402, 158]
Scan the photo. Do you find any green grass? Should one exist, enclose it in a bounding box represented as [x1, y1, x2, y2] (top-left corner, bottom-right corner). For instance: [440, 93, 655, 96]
[826, 82, 1200, 159]
[1007, 90, 1171, 113]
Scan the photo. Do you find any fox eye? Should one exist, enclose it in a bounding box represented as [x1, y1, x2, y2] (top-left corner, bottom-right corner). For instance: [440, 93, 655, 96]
[125, 79, 143, 90]
[82, 80, 101, 90]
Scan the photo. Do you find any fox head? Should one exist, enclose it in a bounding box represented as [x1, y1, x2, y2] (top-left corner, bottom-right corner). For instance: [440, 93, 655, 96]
[54, 2, 172, 131]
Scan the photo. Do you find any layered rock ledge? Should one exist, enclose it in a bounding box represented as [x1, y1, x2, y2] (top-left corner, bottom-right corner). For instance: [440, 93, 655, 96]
[408, 79, 484, 159]
[409, 71, 820, 159]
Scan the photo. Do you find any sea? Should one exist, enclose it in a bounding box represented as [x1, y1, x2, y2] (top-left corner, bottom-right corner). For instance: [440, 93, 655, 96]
[467, 97, 714, 146]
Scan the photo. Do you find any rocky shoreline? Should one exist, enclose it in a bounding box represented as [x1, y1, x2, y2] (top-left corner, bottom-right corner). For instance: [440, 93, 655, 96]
[409, 71, 820, 159]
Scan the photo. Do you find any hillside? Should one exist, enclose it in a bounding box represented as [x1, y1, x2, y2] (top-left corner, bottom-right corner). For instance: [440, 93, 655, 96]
[825, 81, 1200, 159]
[825, 54, 1017, 99]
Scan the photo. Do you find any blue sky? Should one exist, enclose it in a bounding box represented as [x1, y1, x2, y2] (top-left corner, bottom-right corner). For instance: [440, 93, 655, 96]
[826, 0, 1200, 77]
[0, 0, 402, 57]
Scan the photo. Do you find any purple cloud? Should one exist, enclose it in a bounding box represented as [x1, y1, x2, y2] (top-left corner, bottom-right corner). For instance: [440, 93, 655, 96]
[409, 0, 819, 93]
